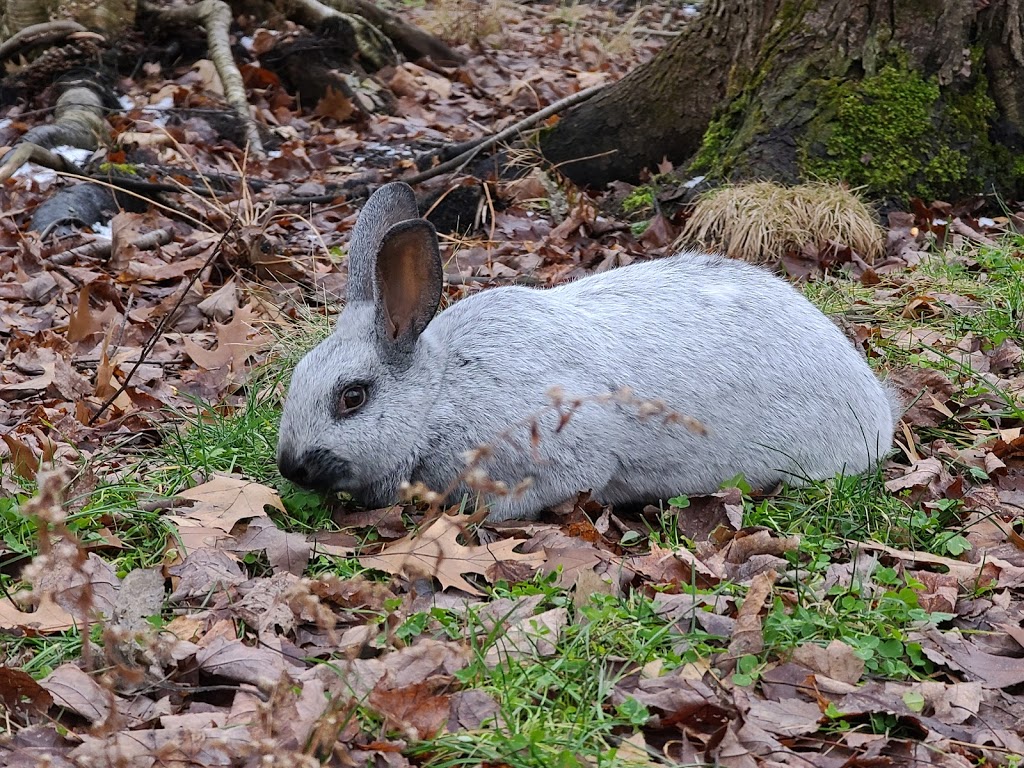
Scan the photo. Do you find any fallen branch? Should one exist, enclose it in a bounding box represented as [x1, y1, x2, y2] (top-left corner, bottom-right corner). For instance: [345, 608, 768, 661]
[0, 81, 106, 182]
[49, 228, 174, 266]
[281, 0, 399, 71]
[0, 143, 86, 184]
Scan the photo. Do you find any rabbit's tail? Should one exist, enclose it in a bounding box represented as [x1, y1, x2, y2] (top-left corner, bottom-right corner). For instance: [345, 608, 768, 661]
[883, 381, 905, 430]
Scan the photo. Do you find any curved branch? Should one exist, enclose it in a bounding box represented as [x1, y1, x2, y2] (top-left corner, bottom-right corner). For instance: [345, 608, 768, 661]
[0, 21, 87, 63]
[140, 0, 264, 155]
[282, 0, 399, 70]
[0, 83, 105, 182]
[321, 0, 463, 64]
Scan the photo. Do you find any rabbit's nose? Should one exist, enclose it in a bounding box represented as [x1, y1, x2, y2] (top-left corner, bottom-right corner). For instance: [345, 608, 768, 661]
[279, 447, 350, 491]
[278, 449, 309, 486]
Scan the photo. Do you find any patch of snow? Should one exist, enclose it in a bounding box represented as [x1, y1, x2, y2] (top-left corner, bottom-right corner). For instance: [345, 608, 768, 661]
[267, 150, 282, 159]
[978, 216, 996, 227]
[150, 96, 175, 111]
[933, 218, 947, 226]
[682, 175, 706, 189]
[240, 36, 254, 51]
[51, 145, 93, 164]
[13, 164, 57, 184]
[91, 222, 112, 238]
[119, 95, 136, 111]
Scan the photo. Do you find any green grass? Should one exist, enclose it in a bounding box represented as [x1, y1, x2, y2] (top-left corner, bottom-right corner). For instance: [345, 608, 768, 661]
[404, 581, 706, 767]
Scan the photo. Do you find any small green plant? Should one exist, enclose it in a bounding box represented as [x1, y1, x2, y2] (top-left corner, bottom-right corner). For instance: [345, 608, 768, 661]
[764, 575, 951, 679]
[621, 186, 655, 214]
[731, 654, 763, 687]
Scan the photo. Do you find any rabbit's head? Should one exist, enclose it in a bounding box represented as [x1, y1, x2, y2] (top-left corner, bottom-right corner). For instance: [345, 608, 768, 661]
[277, 182, 444, 506]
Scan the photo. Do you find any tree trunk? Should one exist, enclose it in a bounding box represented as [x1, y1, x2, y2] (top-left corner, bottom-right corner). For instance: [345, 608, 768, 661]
[540, 0, 773, 187]
[543, 0, 1024, 202]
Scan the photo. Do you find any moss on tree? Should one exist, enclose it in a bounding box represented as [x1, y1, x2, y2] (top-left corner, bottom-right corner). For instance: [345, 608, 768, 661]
[797, 59, 1015, 200]
[691, 43, 1022, 203]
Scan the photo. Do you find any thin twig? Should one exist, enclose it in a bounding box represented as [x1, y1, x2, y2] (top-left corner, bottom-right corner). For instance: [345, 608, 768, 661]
[88, 222, 237, 425]
[401, 84, 606, 185]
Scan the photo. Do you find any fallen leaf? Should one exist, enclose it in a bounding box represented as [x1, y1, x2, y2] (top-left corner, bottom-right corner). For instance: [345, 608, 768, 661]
[41, 665, 113, 724]
[790, 639, 865, 684]
[0, 593, 77, 633]
[718, 569, 775, 674]
[230, 516, 311, 575]
[182, 304, 269, 372]
[369, 679, 451, 740]
[359, 513, 545, 595]
[914, 627, 1024, 688]
[174, 474, 284, 533]
[0, 666, 53, 715]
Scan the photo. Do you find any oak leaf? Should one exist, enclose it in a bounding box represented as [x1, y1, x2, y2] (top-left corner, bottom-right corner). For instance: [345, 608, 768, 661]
[171, 474, 285, 553]
[359, 513, 545, 595]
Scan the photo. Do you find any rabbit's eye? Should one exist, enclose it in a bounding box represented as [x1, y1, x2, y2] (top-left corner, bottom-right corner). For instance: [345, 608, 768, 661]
[338, 384, 367, 415]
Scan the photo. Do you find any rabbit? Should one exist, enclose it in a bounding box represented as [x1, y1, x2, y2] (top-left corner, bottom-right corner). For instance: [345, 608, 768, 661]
[277, 181, 899, 522]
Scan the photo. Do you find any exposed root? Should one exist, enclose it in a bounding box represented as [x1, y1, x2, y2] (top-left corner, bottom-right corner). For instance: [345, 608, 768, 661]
[140, 0, 264, 155]
[0, 20, 86, 62]
[0, 81, 106, 183]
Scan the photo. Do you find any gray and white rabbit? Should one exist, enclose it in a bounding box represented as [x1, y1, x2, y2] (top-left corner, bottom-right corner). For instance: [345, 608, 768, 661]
[277, 182, 898, 521]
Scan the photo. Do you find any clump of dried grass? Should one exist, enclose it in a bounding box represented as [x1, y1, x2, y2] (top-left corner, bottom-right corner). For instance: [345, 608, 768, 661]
[681, 181, 884, 264]
[421, 0, 507, 47]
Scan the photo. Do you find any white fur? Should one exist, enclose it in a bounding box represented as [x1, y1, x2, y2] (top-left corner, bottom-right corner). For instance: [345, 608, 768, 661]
[278, 183, 898, 521]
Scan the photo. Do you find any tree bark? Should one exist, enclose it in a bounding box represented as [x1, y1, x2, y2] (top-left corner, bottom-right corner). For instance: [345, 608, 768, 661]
[540, 0, 771, 187]
[542, 0, 1024, 202]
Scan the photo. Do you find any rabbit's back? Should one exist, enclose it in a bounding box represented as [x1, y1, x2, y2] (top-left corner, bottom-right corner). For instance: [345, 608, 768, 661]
[418, 251, 895, 518]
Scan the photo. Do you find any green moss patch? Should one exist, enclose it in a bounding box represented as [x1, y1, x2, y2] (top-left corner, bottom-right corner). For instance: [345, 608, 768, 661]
[799, 61, 1013, 200]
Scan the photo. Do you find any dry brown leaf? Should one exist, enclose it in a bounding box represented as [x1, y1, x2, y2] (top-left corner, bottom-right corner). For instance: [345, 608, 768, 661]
[123, 254, 209, 282]
[359, 513, 545, 595]
[718, 569, 776, 674]
[889, 367, 956, 428]
[0, 362, 55, 397]
[174, 474, 284, 532]
[197, 278, 239, 322]
[790, 639, 865, 684]
[914, 626, 1024, 688]
[195, 634, 295, 687]
[41, 665, 113, 724]
[627, 542, 717, 587]
[1, 432, 39, 480]
[885, 457, 944, 492]
[369, 680, 451, 740]
[67, 283, 118, 343]
[485, 606, 567, 666]
[0, 593, 78, 633]
[230, 516, 311, 575]
[852, 540, 989, 584]
[0, 666, 53, 715]
[182, 304, 269, 372]
[315, 86, 355, 121]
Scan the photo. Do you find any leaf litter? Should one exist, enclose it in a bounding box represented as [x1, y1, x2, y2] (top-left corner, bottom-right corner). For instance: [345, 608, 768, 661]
[0, 2, 1023, 767]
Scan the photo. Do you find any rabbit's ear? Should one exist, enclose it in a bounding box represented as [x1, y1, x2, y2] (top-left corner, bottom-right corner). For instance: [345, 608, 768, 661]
[347, 183, 420, 303]
[375, 218, 442, 353]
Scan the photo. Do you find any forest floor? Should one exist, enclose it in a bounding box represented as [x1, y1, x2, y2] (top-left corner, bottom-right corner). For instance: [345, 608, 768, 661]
[1, 1, 1023, 767]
